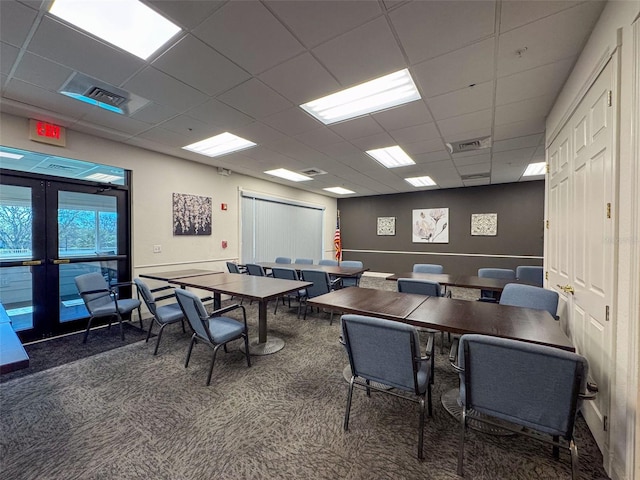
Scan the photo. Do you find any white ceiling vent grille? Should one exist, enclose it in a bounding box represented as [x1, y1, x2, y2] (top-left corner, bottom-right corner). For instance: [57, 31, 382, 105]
[299, 168, 327, 176]
[446, 136, 492, 154]
[86, 87, 128, 108]
[460, 173, 490, 180]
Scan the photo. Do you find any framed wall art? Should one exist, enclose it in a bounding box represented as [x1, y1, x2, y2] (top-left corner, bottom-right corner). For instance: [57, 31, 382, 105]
[412, 208, 449, 243]
[173, 193, 212, 236]
[471, 213, 497, 236]
[377, 216, 396, 236]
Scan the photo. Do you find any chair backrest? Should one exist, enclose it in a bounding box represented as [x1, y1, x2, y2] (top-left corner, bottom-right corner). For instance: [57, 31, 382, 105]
[301, 269, 331, 298]
[341, 314, 422, 394]
[227, 262, 242, 274]
[412, 264, 444, 274]
[397, 278, 441, 297]
[318, 259, 339, 266]
[245, 263, 266, 276]
[74, 272, 113, 312]
[516, 266, 544, 287]
[294, 258, 314, 264]
[275, 257, 291, 264]
[271, 267, 299, 281]
[499, 283, 559, 318]
[478, 268, 516, 280]
[175, 288, 212, 342]
[133, 278, 157, 316]
[339, 260, 364, 287]
[458, 334, 588, 438]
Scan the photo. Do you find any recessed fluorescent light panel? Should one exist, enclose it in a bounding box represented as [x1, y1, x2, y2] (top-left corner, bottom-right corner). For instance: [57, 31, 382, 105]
[264, 169, 312, 182]
[183, 133, 257, 158]
[405, 176, 437, 187]
[0, 152, 24, 160]
[523, 162, 546, 176]
[300, 69, 421, 124]
[366, 146, 415, 168]
[49, 0, 181, 60]
[323, 187, 355, 195]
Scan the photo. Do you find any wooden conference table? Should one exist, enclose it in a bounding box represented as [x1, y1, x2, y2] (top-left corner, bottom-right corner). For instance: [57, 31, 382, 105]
[257, 262, 369, 278]
[386, 272, 538, 293]
[168, 273, 311, 355]
[307, 286, 573, 351]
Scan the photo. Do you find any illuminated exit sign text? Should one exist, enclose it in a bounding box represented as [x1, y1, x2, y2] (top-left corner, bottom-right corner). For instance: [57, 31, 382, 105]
[29, 119, 66, 147]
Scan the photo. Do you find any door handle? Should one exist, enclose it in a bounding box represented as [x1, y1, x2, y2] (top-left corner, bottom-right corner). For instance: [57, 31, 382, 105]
[556, 284, 575, 295]
[22, 260, 42, 266]
[52, 259, 70, 264]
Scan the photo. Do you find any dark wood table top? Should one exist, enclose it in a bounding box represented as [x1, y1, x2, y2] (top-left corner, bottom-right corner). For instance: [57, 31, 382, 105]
[308, 288, 574, 352]
[172, 273, 311, 302]
[386, 273, 534, 292]
[406, 296, 574, 351]
[307, 287, 428, 321]
[257, 262, 368, 277]
[139, 269, 223, 282]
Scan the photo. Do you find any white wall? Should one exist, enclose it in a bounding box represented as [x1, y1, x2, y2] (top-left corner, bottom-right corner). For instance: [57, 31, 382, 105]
[547, 2, 640, 479]
[0, 113, 338, 276]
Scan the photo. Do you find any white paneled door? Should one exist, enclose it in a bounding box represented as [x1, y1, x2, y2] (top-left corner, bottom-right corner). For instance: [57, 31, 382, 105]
[547, 58, 616, 456]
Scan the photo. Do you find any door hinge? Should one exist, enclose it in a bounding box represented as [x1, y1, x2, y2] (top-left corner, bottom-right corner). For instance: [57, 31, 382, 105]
[606, 305, 610, 322]
[607, 90, 612, 107]
[546, 220, 549, 229]
[545, 271, 549, 280]
[604, 415, 608, 431]
[606, 203, 611, 218]
[546, 163, 550, 174]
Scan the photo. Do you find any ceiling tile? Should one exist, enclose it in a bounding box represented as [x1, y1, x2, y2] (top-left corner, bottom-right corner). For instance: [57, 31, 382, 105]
[494, 94, 555, 125]
[412, 38, 495, 98]
[186, 99, 254, 130]
[147, 0, 226, 29]
[458, 162, 491, 176]
[233, 121, 290, 147]
[158, 114, 224, 143]
[500, 1, 584, 33]
[372, 100, 433, 131]
[350, 132, 396, 151]
[312, 17, 406, 86]
[28, 17, 143, 86]
[314, 141, 363, 158]
[389, 0, 496, 64]
[123, 67, 208, 111]
[0, 1, 38, 47]
[453, 153, 491, 167]
[135, 126, 193, 148]
[403, 138, 447, 156]
[412, 150, 451, 164]
[427, 81, 494, 120]
[1, 42, 21, 76]
[131, 103, 179, 125]
[152, 35, 250, 96]
[492, 147, 537, 165]
[330, 116, 384, 140]
[262, 107, 323, 136]
[217, 78, 292, 119]
[491, 164, 526, 183]
[266, 0, 381, 48]
[493, 117, 545, 141]
[12, 52, 73, 91]
[389, 122, 440, 145]
[259, 53, 340, 105]
[193, 1, 304, 74]
[294, 127, 344, 148]
[80, 109, 150, 136]
[493, 134, 543, 153]
[437, 110, 492, 138]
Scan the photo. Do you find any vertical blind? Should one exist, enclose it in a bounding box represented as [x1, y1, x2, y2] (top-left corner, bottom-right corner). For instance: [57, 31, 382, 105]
[241, 192, 324, 264]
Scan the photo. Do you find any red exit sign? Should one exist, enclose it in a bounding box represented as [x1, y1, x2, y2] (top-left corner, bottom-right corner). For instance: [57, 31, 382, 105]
[29, 119, 66, 147]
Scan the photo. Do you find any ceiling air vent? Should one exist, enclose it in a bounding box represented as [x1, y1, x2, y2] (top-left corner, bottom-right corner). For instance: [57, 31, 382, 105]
[447, 136, 492, 154]
[299, 168, 327, 177]
[85, 87, 127, 108]
[460, 173, 490, 180]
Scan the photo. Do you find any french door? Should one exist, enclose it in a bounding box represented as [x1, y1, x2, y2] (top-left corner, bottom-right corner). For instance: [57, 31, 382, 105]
[0, 171, 132, 342]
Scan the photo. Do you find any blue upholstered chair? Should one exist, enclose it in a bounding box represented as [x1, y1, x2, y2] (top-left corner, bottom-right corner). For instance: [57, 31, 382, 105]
[516, 265, 544, 287]
[226, 261, 246, 274]
[272, 267, 307, 318]
[413, 264, 444, 274]
[300, 269, 333, 322]
[454, 334, 596, 478]
[339, 260, 364, 288]
[341, 314, 434, 460]
[175, 289, 251, 386]
[74, 272, 141, 343]
[318, 259, 339, 266]
[499, 283, 559, 319]
[275, 257, 291, 264]
[397, 278, 449, 354]
[294, 258, 314, 264]
[134, 278, 185, 355]
[477, 268, 516, 302]
[245, 263, 267, 276]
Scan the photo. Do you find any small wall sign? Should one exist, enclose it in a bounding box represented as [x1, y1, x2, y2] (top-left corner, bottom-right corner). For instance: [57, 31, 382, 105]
[29, 119, 66, 147]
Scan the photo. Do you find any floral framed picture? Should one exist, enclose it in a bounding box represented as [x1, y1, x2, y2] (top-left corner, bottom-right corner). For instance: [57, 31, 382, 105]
[173, 193, 212, 236]
[377, 217, 396, 236]
[471, 213, 498, 236]
[412, 208, 449, 243]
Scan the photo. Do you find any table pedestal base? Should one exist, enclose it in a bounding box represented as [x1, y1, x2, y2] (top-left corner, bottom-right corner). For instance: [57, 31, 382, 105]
[441, 388, 516, 436]
[240, 336, 285, 355]
[342, 364, 392, 390]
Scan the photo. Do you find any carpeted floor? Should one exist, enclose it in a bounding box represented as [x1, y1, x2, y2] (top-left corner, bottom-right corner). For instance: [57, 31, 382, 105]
[0, 277, 609, 480]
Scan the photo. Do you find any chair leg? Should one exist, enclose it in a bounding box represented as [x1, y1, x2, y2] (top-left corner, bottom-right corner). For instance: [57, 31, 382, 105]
[553, 436, 560, 459]
[206, 344, 222, 386]
[153, 323, 167, 356]
[274, 298, 279, 315]
[344, 377, 355, 430]
[457, 407, 468, 476]
[181, 319, 186, 333]
[138, 306, 144, 330]
[185, 334, 197, 367]
[427, 383, 433, 417]
[243, 334, 252, 367]
[569, 439, 579, 480]
[418, 396, 425, 460]
[82, 316, 95, 343]
[116, 313, 124, 340]
[146, 319, 154, 343]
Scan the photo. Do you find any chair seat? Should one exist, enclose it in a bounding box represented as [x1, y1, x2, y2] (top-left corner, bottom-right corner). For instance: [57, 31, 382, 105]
[91, 298, 141, 316]
[207, 316, 246, 344]
[155, 303, 184, 324]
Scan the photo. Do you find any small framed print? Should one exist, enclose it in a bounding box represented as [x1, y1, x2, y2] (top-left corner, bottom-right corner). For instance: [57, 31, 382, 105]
[471, 213, 497, 236]
[377, 217, 396, 236]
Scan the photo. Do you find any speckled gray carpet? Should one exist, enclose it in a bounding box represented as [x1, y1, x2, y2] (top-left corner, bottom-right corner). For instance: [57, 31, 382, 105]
[0, 277, 609, 480]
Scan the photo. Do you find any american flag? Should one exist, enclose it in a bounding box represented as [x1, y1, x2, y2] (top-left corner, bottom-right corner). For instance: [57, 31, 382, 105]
[334, 216, 342, 261]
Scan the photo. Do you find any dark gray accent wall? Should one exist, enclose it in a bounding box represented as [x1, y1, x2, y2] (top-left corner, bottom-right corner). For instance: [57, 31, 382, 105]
[337, 181, 544, 275]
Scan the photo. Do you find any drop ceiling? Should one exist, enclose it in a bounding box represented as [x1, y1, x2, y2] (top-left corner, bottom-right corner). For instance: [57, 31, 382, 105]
[0, 0, 605, 197]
